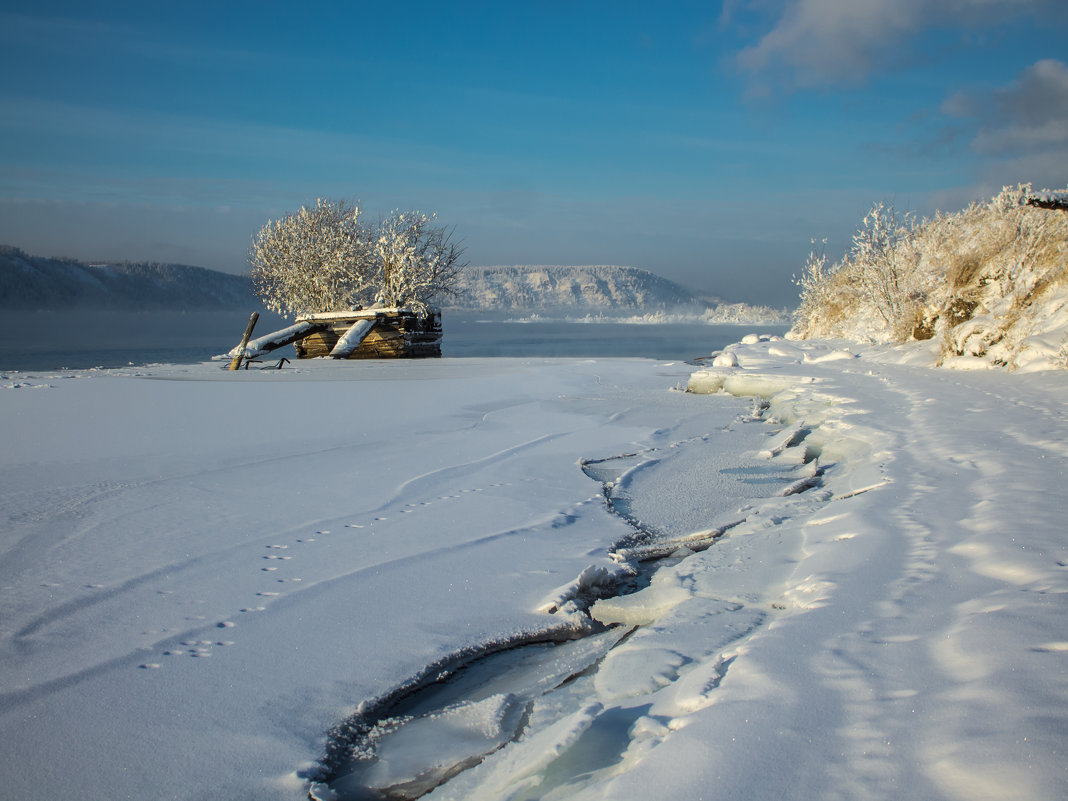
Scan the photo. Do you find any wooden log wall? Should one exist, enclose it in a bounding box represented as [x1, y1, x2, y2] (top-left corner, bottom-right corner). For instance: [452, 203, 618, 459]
[293, 310, 442, 359]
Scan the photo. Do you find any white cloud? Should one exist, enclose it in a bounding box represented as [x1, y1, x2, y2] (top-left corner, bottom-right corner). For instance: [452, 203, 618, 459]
[943, 59, 1068, 157]
[736, 0, 1039, 89]
[921, 60, 1068, 202]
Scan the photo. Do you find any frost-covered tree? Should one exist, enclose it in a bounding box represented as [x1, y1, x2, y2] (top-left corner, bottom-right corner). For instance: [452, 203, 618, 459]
[249, 199, 375, 317]
[249, 201, 465, 317]
[373, 211, 466, 313]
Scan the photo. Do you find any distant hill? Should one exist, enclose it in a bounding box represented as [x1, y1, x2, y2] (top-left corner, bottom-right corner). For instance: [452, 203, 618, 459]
[0, 248, 789, 323]
[0, 245, 256, 310]
[450, 265, 789, 323]
[450, 265, 714, 313]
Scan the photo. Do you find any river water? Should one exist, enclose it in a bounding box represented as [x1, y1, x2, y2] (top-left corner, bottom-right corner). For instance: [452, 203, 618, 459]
[0, 310, 789, 371]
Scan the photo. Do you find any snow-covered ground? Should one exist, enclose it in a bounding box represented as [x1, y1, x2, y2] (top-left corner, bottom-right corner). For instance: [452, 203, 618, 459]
[1, 343, 1065, 801]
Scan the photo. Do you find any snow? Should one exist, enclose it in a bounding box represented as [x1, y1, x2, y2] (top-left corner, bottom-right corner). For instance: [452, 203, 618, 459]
[1, 342, 1066, 801]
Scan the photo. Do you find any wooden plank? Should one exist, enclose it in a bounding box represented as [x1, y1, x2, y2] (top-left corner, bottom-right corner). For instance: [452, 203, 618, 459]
[241, 320, 329, 359]
[329, 318, 377, 358]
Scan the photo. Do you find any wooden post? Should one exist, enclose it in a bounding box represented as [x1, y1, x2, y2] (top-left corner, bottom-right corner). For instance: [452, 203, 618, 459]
[229, 312, 260, 371]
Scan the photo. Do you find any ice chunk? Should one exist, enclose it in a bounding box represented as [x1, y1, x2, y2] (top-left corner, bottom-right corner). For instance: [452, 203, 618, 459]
[594, 646, 688, 700]
[722, 373, 805, 398]
[339, 694, 524, 798]
[685, 369, 728, 394]
[590, 578, 692, 626]
[712, 350, 739, 367]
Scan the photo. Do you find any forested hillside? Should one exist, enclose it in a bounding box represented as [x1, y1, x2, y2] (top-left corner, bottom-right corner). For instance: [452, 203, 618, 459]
[0, 246, 256, 309]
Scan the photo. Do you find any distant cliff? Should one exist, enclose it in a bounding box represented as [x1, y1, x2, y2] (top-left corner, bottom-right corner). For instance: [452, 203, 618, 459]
[451, 265, 711, 312]
[450, 265, 789, 323]
[0, 245, 256, 310]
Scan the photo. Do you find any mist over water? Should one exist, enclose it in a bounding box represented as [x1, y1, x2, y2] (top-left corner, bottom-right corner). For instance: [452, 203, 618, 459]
[0, 310, 788, 370]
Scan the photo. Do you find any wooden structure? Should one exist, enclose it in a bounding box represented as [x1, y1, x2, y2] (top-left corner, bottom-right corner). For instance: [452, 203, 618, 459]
[227, 307, 442, 365]
[293, 308, 442, 359]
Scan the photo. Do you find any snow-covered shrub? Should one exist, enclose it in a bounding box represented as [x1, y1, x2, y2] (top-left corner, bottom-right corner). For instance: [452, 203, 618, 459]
[249, 201, 466, 318]
[249, 199, 374, 317]
[850, 202, 922, 337]
[789, 184, 1068, 370]
[373, 211, 466, 314]
[793, 238, 851, 338]
[791, 205, 920, 342]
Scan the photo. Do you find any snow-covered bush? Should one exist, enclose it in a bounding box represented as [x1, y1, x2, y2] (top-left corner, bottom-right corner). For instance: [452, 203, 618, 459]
[789, 185, 1068, 370]
[374, 211, 466, 313]
[793, 238, 850, 337]
[849, 202, 922, 338]
[249, 201, 466, 317]
[249, 199, 375, 317]
[792, 204, 920, 342]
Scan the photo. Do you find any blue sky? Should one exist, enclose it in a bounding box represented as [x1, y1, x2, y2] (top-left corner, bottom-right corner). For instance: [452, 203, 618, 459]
[1, 1, 1066, 305]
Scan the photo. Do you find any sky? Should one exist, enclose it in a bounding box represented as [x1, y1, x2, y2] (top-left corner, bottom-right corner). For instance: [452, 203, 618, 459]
[0, 1, 1066, 306]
